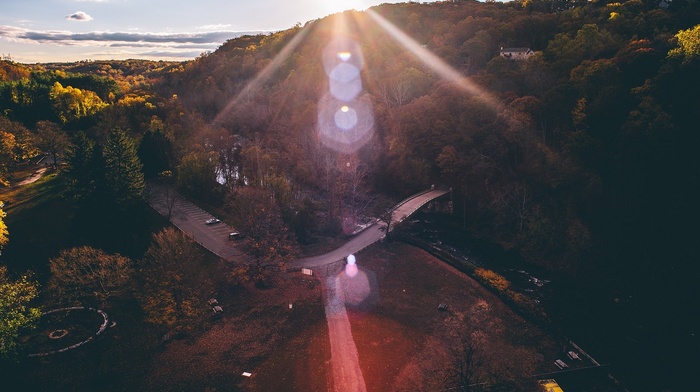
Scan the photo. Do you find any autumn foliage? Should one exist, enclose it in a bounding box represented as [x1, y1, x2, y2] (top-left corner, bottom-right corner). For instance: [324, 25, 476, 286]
[137, 228, 214, 328]
[47, 246, 133, 305]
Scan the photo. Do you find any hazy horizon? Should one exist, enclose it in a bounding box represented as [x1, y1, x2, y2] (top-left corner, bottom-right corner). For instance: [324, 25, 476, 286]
[2, 0, 438, 64]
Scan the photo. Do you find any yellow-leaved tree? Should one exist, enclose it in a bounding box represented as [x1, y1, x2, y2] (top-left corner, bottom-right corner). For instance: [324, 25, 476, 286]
[669, 24, 700, 63]
[49, 81, 107, 124]
[137, 228, 214, 328]
[0, 207, 7, 249]
[0, 266, 41, 359]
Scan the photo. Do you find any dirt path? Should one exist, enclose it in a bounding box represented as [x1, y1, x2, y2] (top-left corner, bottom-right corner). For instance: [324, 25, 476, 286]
[15, 167, 48, 186]
[323, 274, 367, 392]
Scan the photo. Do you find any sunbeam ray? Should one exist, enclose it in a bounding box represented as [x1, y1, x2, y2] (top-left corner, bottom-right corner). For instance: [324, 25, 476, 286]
[366, 9, 501, 110]
[212, 26, 311, 126]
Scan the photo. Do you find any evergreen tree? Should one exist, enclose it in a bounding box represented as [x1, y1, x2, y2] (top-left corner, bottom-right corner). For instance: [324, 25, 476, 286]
[63, 132, 102, 203]
[137, 128, 173, 179]
[103, 129, 145, 210]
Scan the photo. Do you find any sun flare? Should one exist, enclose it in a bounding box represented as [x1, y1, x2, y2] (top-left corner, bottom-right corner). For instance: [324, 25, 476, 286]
[318, 0, 371, 14]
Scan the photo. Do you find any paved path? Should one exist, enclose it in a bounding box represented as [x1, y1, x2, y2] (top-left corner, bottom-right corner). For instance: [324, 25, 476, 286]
[288, 188, 449, 270]
[147, 184, 247, 262]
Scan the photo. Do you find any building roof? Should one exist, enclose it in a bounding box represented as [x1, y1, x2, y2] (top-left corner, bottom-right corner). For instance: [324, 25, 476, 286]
[500, 47, 532, 53]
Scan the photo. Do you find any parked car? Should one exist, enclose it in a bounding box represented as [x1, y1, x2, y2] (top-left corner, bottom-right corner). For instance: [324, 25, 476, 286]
[228, 232, 242, 241]
[205, 218, 221, 225]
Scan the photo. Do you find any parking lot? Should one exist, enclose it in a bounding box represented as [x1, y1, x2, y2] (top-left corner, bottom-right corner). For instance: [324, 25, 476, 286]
[147, 184, 249, 262]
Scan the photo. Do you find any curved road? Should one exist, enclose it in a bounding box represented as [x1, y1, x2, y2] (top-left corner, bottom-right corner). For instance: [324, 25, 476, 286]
[148, 184, 448, 268]
[288, 188, 449, 270]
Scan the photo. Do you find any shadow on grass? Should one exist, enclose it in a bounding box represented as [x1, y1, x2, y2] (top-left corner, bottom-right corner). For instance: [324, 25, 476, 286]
[2, 172, 168, 282]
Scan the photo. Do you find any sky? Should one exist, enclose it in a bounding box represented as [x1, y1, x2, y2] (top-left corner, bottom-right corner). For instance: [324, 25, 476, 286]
[0, 0, 425, 64]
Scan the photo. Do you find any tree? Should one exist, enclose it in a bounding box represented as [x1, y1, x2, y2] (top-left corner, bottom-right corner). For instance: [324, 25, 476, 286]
[35, 121, 69, 169]
[460, 30, 494, 73]
[49, 81, 107, 124]
[226, 187, 299, 286]
[0, 207, 8, 249]
[138, 228, 213, 328]
[0, 116, 41, 186]
[669, 24, 700, 63]
[103, 129, 145, 210]
[47, 246, 133, 305]
[137, 126, 174, 180]
[371, 195, 396, 237]
[151, 170, 178, 220]
[446, 327, 542, 392]
[62, 132, 102, 203]
[0, 131, 15, 187]
[446, 333, 485, 392]
[12, 126, 40, 163]
[177, 151, 221, 203]
[0, 266, 41, 360]
[341, 154, 372, 233]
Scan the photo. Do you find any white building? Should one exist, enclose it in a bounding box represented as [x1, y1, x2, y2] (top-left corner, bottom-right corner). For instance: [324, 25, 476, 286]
[499, 47, 535, 60]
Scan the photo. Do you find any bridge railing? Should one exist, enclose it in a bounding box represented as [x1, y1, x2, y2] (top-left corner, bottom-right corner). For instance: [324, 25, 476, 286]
[389, 188, 434, 214]
[389, 188, 449, 228]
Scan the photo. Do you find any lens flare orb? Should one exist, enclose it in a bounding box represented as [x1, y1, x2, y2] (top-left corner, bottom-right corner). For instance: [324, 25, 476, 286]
[345, 254, 358, 278]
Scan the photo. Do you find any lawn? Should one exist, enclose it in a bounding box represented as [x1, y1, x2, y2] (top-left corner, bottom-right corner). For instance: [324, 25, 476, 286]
[344, 242, 560, 391]
[5, 239, 563, 392]
[1, 168, 169, 281]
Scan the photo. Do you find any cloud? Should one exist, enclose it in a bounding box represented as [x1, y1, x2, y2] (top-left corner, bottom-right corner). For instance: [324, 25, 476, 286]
[139, 50, 205, 59]
[0, 25, 272, 61]
[1, 26, 265, 45]
[198, 24, 233, 31]
[108, 42, 215, 50]
[66, 11, 93, 21]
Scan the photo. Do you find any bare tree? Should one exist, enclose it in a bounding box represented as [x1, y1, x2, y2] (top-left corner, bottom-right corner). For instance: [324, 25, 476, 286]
[379, 77, 410, 107]
[371, 195, 396, 237]
[155, 170, 178, 220]
[35, 121, 69, 169]
[446, 333, 485, 392]
[341, 154, 372, 229]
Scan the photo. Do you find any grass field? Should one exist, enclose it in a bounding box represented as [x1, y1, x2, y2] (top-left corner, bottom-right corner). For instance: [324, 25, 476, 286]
[5, 239, 563, 391]
[1, 167, 169, 281]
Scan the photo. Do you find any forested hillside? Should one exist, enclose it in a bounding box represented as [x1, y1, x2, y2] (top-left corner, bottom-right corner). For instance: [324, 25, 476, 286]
[162, 0, 699, 283]
[160, 3, 700, 388]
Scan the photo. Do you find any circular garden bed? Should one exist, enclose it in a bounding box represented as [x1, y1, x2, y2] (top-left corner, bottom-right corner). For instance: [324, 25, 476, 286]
[22, 307, 109, 357]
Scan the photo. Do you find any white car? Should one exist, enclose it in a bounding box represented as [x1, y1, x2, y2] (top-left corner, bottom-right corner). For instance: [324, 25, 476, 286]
[205, 218, 221, 225]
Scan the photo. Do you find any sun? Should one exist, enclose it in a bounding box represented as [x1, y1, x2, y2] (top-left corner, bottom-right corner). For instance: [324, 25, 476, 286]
[318, 0, 371, 14]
